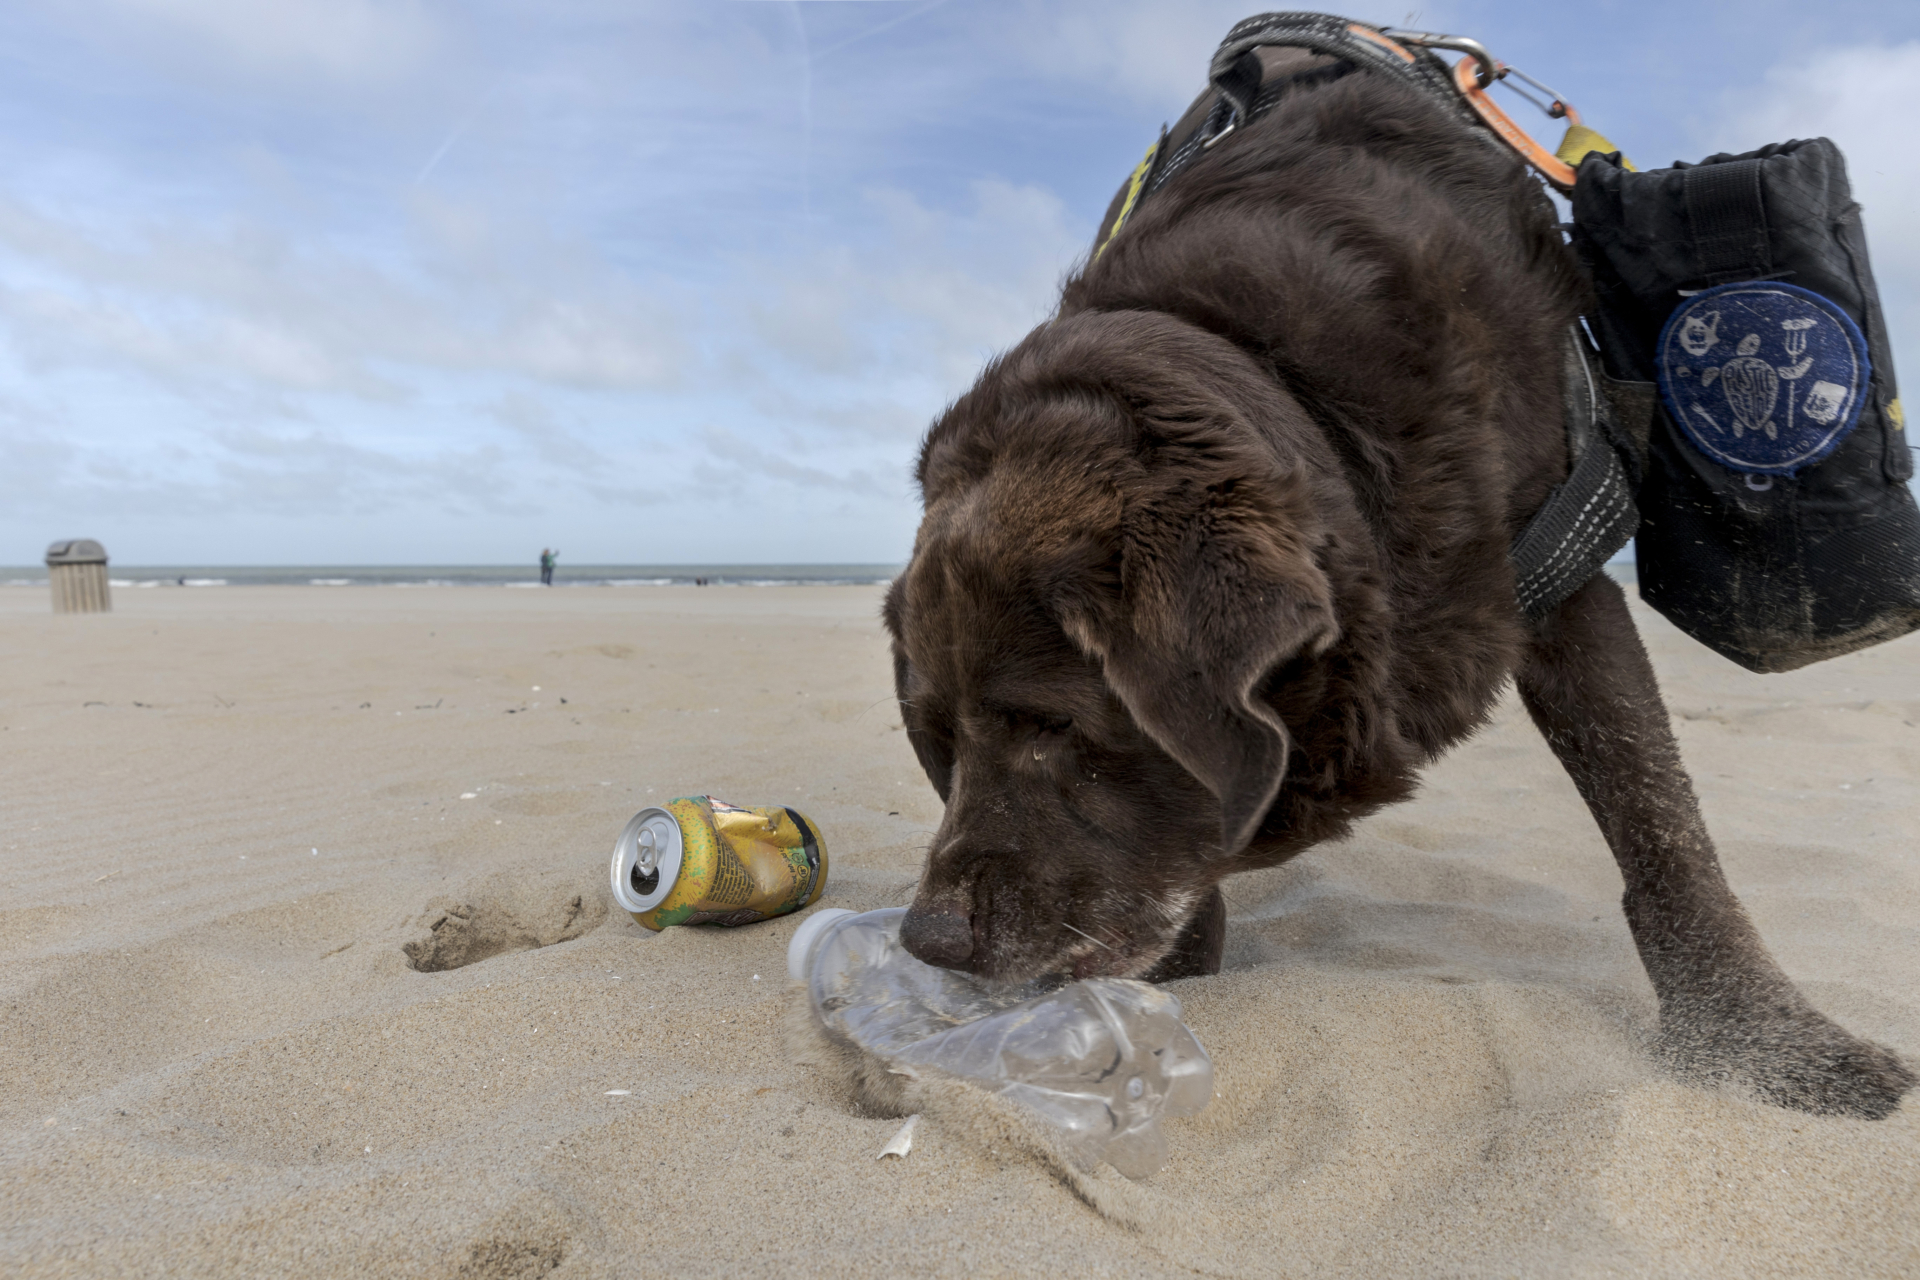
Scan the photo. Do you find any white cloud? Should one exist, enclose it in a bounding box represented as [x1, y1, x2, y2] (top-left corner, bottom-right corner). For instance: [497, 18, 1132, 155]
[0, 413, 533, 523]
[487, 392, 612, 475]
[707, 175, 1087, 510]
[1711, 43, 1918, 269]
[0, 163, 1080, 557]
[1713, 42, 1918, 406]
[0, 193, 691, 401]
[1013, 1, 1271, 106]
[56, 0, 440, 83]
[697, 423, 895, 497]
[743, 178, 1084, 386]
[0, 2, 1252, 562]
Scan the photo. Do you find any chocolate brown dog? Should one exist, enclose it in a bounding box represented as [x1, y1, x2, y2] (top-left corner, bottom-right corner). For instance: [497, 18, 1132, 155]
[882, 61, 1913, 1117]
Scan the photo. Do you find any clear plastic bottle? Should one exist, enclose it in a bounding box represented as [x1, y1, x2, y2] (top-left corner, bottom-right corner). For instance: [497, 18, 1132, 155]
[787, 907, 1213, 1179]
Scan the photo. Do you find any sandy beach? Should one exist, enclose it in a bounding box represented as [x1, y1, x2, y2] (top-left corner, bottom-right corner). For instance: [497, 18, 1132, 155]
[1, 581, 1915, 1278]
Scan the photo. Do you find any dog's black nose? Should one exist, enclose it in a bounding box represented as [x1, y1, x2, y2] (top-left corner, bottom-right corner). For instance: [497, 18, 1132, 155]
[900, 904, 974, 970]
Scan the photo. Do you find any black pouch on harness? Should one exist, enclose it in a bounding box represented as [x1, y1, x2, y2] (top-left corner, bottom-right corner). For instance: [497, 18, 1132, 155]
[1571, 138, 1920, 672]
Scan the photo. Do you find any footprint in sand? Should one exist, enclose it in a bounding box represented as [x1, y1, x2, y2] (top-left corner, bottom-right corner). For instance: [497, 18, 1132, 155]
[403, 871, 607, 972]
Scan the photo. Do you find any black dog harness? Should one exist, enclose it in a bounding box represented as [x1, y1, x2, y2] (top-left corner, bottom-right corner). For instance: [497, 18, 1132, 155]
[1094, 12, 1640, 620]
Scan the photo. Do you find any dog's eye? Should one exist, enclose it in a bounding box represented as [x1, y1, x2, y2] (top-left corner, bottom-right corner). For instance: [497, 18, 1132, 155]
[1015, 712, 1073, 738]
[991, 705, 1075, 740]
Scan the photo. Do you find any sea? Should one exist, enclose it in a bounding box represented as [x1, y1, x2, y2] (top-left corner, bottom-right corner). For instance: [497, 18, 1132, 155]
[0, 564, 902, 589]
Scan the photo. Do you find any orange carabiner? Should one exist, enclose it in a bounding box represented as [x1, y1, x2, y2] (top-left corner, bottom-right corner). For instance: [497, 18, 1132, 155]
[1452, 55, 1578, 192]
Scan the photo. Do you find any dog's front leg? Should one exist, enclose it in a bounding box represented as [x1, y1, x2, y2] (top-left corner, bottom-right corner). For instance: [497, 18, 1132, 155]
[1143, 886, 1226, 982]
[1517, 573, 1913, 1118]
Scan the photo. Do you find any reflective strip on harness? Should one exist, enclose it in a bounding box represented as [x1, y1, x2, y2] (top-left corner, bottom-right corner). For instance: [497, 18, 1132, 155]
[1510, 335, 1640, 618]
[1512, 434, 1639, 617]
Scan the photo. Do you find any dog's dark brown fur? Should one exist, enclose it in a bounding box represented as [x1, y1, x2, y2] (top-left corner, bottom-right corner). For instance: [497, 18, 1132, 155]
[883, 67, 1913, 1117]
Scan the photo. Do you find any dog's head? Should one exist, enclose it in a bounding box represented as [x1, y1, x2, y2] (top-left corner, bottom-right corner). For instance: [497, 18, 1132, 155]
[885, 311, 1345, 982]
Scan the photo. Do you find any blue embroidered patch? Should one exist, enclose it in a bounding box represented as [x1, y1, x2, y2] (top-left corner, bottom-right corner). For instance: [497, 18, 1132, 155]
[1656, 281, 1870, 475]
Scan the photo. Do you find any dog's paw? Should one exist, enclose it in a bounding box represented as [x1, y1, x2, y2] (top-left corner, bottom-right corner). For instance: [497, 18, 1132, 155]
[1660, 1006, 1916, 1119]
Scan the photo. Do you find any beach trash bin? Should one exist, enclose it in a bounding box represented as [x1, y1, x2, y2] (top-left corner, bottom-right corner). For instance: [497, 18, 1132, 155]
[46, 539, 110, 613]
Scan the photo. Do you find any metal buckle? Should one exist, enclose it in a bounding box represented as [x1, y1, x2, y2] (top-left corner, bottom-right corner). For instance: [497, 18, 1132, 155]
[1201, 118, 1238, 151]
[1199, 94, 1241, 151]
[1380, 29, 1498, 87]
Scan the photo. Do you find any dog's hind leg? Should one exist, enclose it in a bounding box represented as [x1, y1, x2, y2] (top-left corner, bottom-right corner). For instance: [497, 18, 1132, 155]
[1516, 573, 1914, 1118]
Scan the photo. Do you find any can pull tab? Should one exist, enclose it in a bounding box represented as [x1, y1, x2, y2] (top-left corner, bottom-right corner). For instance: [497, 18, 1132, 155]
[630, 827, 662, 895]
[611, 806, 689, 921]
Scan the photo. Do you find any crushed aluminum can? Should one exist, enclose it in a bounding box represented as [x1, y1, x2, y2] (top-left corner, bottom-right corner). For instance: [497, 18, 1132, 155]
[609, 796, 827, 931]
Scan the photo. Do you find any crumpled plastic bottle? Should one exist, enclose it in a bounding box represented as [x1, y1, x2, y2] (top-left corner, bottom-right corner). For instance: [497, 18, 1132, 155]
[786, 907, 1213, 1179]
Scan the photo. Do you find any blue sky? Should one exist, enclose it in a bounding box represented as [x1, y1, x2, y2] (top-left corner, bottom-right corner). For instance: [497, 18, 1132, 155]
[0, 0, 1914, 565]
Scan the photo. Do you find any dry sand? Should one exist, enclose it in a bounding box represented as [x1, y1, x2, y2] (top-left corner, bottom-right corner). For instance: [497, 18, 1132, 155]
[1, 581, 1915, 1278]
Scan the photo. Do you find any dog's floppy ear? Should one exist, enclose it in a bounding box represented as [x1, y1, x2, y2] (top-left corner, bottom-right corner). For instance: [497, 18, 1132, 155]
[1061, 470, 1337, 854]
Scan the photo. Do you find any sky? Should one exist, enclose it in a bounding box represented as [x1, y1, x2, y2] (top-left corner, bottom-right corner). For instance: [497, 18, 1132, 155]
[0, 0, 1914, 566]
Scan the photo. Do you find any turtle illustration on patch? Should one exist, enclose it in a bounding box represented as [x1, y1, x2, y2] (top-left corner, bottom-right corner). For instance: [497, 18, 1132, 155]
[1658, 282, 1871, 475]
[1695, 319, 1819, 441]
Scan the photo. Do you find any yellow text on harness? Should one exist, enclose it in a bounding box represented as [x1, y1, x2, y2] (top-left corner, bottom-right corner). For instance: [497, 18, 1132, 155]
[1095, 137, 1161, 259]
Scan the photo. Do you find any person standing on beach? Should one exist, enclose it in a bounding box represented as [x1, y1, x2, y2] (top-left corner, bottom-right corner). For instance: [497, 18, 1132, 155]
[539, 548, 556, 586]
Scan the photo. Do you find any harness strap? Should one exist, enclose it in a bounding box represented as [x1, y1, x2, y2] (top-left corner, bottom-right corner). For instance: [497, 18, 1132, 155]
[1096, 14, 1498, 255]
[1207, 12, 1466, 126]
[1510, 333, 1640, 618]
[1095, 59, 1349, 255]
[1092, 14, 1644, 619]
[1684, 158, 1773, 285]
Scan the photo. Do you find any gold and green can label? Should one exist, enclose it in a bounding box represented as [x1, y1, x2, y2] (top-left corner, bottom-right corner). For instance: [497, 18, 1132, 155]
[609, 796, 827, 931]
